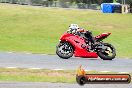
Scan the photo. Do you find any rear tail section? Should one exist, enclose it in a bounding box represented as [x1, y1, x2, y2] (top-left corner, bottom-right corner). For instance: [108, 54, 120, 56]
[95, 32, 111, 42]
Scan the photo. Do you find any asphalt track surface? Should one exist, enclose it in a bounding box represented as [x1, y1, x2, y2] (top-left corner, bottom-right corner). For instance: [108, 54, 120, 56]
[0, 52, 132, 72]
[0, 82, 131, 88]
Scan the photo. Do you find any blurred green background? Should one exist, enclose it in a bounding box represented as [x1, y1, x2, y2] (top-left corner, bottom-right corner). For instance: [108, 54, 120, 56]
[0, 3, 132, 58]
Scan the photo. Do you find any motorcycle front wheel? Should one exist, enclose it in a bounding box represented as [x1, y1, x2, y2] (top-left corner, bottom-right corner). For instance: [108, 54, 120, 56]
[97, 43, 116, 60]
[56, 41, 74, 59]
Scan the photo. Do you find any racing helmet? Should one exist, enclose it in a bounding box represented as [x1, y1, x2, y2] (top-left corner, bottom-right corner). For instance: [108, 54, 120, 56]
[69, 24, 79, 30]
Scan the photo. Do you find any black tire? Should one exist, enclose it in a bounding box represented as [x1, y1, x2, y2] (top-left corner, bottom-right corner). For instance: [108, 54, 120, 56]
[97, 43, 116, 60]
[56, 41, 74, 59]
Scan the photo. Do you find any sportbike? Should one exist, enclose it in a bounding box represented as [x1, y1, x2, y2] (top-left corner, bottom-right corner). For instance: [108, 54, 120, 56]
[56, 27, 116, 60]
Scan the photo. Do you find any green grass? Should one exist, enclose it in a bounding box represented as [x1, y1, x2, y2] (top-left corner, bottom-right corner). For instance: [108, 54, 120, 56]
[0, 3, 132, 58]
[0, 68, 131, 83]
[0, 68, 75, 83]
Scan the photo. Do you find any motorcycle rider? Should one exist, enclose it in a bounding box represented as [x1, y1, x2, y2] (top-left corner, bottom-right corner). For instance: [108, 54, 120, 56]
[68, 24, 95, 49]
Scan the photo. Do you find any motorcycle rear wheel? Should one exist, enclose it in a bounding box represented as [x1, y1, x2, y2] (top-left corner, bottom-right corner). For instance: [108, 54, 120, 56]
[97, 43, 116, 60]
[56, 41, 74, 59]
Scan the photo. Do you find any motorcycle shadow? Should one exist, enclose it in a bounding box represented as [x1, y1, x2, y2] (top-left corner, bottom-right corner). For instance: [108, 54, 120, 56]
[70, 57, 115, 61]
[70, 57, 100, 61]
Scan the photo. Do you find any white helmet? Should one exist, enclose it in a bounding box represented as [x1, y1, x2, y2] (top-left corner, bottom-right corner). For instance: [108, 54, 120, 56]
[69, 24, 79, 30]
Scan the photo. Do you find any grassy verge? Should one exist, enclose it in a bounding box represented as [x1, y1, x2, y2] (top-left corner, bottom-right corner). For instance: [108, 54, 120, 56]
[0, 3, 132, 58]
[0, 68, 75, 83]
[0, 68, 131, 83]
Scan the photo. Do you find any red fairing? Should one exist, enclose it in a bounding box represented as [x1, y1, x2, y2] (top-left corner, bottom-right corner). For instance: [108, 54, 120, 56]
[60, 32, 98, 58]
[74, 49, 98, 58]
[95, 32, 111, 39]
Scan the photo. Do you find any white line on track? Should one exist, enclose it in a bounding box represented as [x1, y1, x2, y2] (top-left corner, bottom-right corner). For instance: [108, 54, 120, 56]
[119, 72, 129, 73]
[29, 68, 42, 70]
[5, 51, 49, 55]
[6, 67, 17, 69]
[2, 67, 130, 73]
[99, 71, 111, 73]
[85, 70, 92, 71]
[52, 69, 64, 71]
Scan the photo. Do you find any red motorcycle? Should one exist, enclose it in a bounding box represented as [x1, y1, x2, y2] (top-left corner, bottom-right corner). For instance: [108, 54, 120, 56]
[56, 28, 116, 60]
